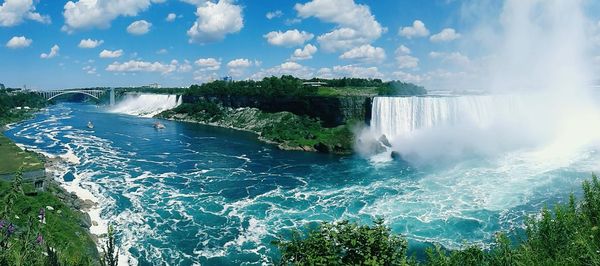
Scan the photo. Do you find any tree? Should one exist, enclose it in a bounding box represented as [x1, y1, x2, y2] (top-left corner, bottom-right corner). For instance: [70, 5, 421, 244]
[276, 218, 409, 265]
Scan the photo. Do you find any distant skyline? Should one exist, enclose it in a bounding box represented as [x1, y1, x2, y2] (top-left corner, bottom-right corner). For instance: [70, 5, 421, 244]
[2, 0, 600, 90]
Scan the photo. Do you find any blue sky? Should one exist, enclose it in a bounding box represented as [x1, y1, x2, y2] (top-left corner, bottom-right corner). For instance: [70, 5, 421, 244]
[1, 0, 599, 90]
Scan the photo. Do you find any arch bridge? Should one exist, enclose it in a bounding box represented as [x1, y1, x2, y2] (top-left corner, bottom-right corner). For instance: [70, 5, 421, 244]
[35, 88, 115, 105]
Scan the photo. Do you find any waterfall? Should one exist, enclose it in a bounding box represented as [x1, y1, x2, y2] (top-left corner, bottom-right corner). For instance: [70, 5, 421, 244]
[370, 96, 521, 139]
[110, 94, 182, 118]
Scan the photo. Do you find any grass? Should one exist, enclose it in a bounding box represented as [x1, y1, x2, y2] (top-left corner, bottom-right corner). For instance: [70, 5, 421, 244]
[0, 133, 44, 175]
[0, 179, 99, 264]
[316, 86, 380, 97]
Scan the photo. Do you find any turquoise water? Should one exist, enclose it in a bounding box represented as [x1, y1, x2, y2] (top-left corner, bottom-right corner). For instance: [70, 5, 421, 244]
[4, 103, 598, 265]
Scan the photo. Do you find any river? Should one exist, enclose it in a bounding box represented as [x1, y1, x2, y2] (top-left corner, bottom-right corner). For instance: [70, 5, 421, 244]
[4, 102, 598, 265]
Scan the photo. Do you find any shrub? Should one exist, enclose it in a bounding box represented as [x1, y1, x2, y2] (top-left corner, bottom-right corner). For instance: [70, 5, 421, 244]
[276, 218, 410, 265]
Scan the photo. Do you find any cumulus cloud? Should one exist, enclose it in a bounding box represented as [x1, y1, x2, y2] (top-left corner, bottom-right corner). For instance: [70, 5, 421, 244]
[396, 55, 419, 69]
[264, 29, 314, 47]
[227, 58, 252, 68]
[62, 0, 164, 33]
[106, 59, 178, 74]
[429, 51, 470, 66]
[187, 0, 243, 44]
[40, 44, 60, 59]
[295, 0, 384, 52]
[5, 35, 31, 48]
[99, 49, 123, 58]
[251, 61, 313, 79]
[392, 70, 424, 84]
[316, 65, 383, 79]
[165, 12, 176, 22]
[227, 58, 254, 77]
[399, 20, 429, 39]
[78, 38, 103, 48]
[83, 65, 96, 74]
[291, 44, 318, 60]
[0, 0, 50, 27]
[395, 45, 418, 69]
[195, 57, 221, 71]
[127, 20, 151, 35]
[178, 59, 192, 72]
[266, 10, 283, 20]
[339, 44, 386, 63]
[430, 28, 461, 42]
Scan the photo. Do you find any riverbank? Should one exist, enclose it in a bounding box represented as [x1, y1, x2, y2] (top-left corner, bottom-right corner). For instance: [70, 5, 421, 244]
[1, 106, 101, 263]
[156, 103, 356, 155]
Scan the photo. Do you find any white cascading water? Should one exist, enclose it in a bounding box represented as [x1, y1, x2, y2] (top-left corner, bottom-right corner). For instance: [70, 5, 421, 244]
[110, 94, 182, 117]
[370, 96, 522, 140]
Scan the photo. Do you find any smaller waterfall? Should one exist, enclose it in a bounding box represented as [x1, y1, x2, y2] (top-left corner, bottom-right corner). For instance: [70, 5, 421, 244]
[110, 94, 182, 117]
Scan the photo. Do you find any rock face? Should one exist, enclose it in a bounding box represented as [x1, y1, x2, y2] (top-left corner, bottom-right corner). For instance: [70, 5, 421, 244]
[183, 95, 373, 127]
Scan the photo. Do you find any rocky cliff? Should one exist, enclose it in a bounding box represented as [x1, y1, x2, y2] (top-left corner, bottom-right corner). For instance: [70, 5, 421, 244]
[182, 95, 373, 127]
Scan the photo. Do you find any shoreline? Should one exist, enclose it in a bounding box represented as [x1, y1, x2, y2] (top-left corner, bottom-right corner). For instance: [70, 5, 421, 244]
[40, 151, 109, 237]
[2, 110, 107, 255]
[156, 113, 348, 154]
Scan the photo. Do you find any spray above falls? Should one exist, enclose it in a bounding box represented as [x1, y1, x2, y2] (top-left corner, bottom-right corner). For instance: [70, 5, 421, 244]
[359, 0, 600, 165]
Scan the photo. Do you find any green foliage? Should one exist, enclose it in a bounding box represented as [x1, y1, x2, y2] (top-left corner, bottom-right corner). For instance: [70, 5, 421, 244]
[172, 101, 224, 122]
[188, 75, 312, 97]
[186, 76, 426, 98]
[276, 218, 409, 266]
[377, 81, 427, 96]
[0, 89, 47, 127]
[0, 173, 98, 265]
[100, 225, 118, 266]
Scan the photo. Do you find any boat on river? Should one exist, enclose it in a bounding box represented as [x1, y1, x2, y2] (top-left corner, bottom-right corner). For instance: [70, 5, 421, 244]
[153, 122, 165, 129]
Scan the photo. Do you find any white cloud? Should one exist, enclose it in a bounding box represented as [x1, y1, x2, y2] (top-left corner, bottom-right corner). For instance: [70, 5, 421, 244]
[156, 48, 168, 54]
[396, 45, 411, 55]
[291, 44, 318, 61]
[195, 57, 221, 71]
[5, 35, 31, 48]
[266, 10, 283, 20]
[399, 20, 429, 39]
[264, 29, 314, 47]
[392, 71, 424, 84]
[83, 65, 96, 74]
[193, 71, 219, 83]
[395, 45, 418, 69]
[227, 58, 254, 77]
[295, 0, 384, 52]
[62, 0, 163, 33]
[40, 44, 60, 59]
[78, 38, 103, 48]
[430, 28, 461, 42]
[330, 65, 383, 78]
[429, 51, 470, 65]
[178, 60, 192, 72]
[0, 0, 50, 27]
[99, 49, 123, 58]
[317, 65, 384, 79]
[251, 61, 313, 79]
[339, 44, 386, 63]
[166, 13, 176, 22]
[127, 20, 151, 35]
[227, 58, 252, 68]
[106, 59, 178, 74]
[396, 55, 419, 69]
[187, 0, 243, 44]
